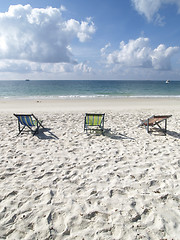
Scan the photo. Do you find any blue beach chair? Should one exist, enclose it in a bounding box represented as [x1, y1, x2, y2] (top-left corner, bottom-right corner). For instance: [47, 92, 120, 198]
[14, 114, 44, 136]
[84, 113, 105, 133]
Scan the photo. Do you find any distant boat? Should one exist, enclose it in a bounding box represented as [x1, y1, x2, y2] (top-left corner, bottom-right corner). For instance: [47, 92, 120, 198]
[166, 80, 170, 84]
[25, 79, 30, 81]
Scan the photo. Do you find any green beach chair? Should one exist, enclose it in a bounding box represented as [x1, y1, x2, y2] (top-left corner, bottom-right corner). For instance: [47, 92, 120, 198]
[84, 113, 105, 133]
[14, 114, 44, 136]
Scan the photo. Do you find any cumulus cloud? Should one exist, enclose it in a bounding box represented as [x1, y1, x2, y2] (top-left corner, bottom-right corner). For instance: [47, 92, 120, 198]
[40, 62, 92, 74]
[0, 59, 93, 76]
[0, 60, 33, 73]
[100, 43, 111, 56]
[151, 44, 179, 70]
[132, 0, 180, 24]
[64, 17, 95, 43]
[0, 4, 95, 64]
[74, 62, 92, 73]
[104, 37, 179, 70]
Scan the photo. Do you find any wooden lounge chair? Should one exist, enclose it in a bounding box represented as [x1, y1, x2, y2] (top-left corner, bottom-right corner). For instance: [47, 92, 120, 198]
[84, 113, 105, 133]
[14, 114, 44, 136]
[139, 115, 172, 135]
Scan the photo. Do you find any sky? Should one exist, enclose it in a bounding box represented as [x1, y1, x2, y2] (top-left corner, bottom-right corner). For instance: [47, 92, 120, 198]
[0, 0, 180, 80]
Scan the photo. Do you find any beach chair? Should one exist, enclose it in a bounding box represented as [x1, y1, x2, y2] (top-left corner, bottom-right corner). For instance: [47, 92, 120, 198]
[84, 113, 105, 133]
[139, 115, 172, 135]
[14, 114, 44, 136]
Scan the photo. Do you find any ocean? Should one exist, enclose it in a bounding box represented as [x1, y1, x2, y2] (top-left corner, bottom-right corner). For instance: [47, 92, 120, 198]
[0, 80, 180, 99]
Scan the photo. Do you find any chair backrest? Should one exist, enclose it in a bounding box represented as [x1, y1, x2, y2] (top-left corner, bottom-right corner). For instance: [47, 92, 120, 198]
[149, 115, 172, 125]
[85, 114, 104, 126]
[15, 115, 35, 126]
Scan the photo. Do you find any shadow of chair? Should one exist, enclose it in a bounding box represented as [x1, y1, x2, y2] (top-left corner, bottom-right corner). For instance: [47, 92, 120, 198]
[36, 128, 59, 140]
[166, 130, 180, 139]
[103, 128, 135, 140]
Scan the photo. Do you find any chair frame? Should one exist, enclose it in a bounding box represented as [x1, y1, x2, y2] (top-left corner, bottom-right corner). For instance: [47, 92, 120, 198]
[14, 114, 44, 136]
[140, 115, 172, 135]
[84, 113, 105, 133]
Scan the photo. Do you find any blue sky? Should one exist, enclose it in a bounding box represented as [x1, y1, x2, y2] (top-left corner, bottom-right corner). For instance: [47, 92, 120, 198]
[0, 0, 180, 80]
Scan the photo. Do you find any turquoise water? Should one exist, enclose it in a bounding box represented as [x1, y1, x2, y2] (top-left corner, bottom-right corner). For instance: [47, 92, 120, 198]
[0, 80, 180, 99]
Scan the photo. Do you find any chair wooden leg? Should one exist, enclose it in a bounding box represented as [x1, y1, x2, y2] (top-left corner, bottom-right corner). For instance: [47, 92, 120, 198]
[33, 126, 39, 136]
[17, 125, 26, 136]
[165, 119, 167, 135]
[147, 119, 149, 133]
[18, 122, 21, 134]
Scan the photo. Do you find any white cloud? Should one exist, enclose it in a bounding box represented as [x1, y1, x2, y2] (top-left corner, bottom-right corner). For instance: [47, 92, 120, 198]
[0, 60, 32, 73]
[104, 37, 179, 70]
[40, 62, 92, 74]
[132, 0, 180, 24]
[151, 44, 179, 70]
[0, 59, 93, 76]
[0, 4, 95, 64]
[100, 43, 111, 56]
[60, 5, 66, 12]
[63, 17, 95, 43]
[74, 62, 92, 73]
[132, 0, 162, 22]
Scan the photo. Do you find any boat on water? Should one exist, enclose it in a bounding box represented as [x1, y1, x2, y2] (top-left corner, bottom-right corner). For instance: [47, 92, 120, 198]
[166, 80, 170, 84]
[25, 79, 30, 81]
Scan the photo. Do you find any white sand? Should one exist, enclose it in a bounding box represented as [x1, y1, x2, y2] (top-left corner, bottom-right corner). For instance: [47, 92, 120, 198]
[0, 98, 180, 239]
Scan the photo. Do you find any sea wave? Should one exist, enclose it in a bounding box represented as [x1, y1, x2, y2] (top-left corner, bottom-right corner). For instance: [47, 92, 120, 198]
[1, 94, 180, 100]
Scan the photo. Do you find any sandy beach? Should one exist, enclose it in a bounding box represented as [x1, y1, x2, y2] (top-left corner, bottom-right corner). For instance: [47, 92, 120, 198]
[0, 98, 180, 239]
